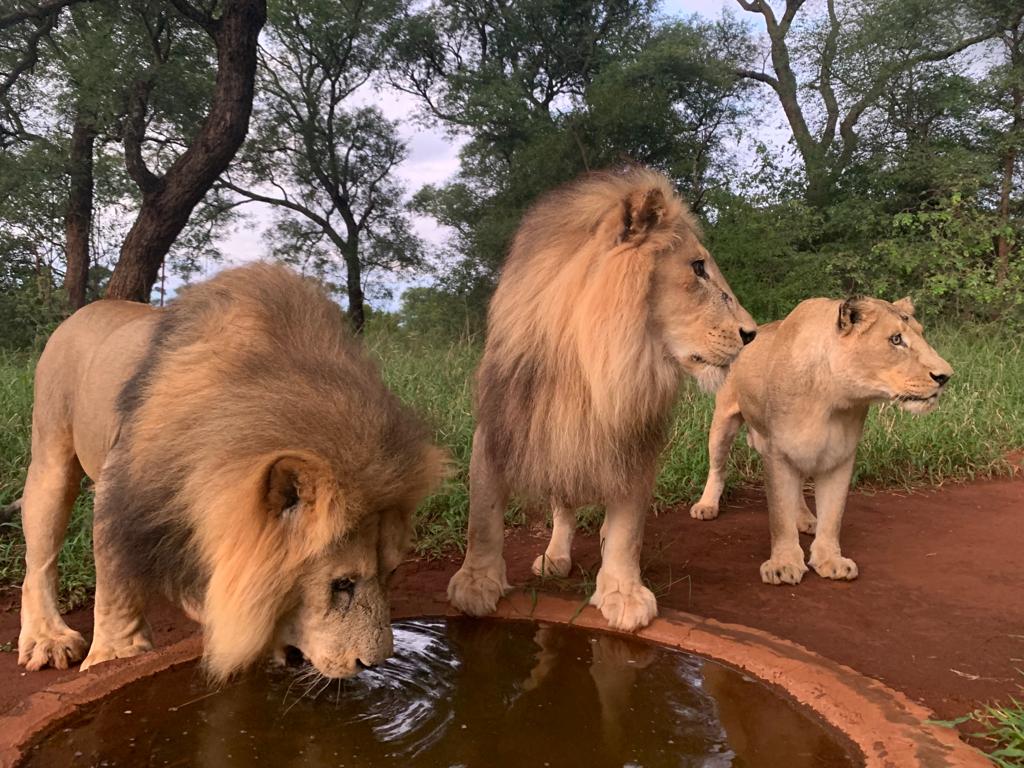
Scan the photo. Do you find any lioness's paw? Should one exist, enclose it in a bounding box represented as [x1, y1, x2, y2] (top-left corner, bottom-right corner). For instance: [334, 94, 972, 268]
[810, 553, 859, 581]
[797, 509, 817, 535]
[18, 627, 88, 671]
[689, 502, 719, 521]
[590, 580, 657, 631]
[80, 637, 153, 672]
[447, 564, 510, 616]
[760, 555, 808, 585]
[531, 554, 571, 578]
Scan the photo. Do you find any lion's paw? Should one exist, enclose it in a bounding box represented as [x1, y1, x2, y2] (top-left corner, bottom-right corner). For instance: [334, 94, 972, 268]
[810, 553, 859, 581]
[447, 564, 510, 616]
[797, 509, 817, 535]
[80, 637, 153, 672]
[689, 502, 719, 521]
[531, 554, 571, 578]
[590, 579, 657, 631]
[760, 554, 808, 585]
[18, 625, 88, 672]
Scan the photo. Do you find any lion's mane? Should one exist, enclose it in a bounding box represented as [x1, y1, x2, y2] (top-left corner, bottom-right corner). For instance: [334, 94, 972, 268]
[101, 264, 444, 679]
[476, 168, 702, 505]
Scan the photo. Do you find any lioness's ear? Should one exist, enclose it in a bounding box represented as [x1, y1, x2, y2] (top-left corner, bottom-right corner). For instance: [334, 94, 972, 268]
[837, 298, 861, 333]
[622, 188, 666, 241]
[265, 455, 318, 517]
[893, 296, 915, 316]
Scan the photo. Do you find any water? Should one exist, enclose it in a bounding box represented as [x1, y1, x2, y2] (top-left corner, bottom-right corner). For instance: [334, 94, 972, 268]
[23, 618, 860, 767]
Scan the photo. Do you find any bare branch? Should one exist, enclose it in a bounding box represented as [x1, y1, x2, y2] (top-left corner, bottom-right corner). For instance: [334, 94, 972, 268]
[167, 0, 218, 34]
[0, 0, 91, 31]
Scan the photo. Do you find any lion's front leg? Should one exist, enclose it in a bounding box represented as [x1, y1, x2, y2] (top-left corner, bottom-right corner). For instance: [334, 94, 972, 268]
[18, 444, 88, 671]
[590, 487, 657, 632]
[760, 454, 809, 585]
[80, 487, 153, 671]
[532, 500, 576, 578]
[808, 456, 858, 581]
[448, 428, 512, 617]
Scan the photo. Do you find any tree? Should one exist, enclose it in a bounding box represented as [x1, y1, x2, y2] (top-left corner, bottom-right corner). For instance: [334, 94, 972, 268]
[103, 0, 265, 302]
[221, 0, 423, 332]
[734, 0, 1002, 206]
[390, 2, 751, 294]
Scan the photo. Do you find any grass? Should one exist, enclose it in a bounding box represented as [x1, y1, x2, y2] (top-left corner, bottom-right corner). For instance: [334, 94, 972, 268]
[0, 326, 1021, 605]
[969, 698, 1024, 768]
[936, 684, 1024, 768]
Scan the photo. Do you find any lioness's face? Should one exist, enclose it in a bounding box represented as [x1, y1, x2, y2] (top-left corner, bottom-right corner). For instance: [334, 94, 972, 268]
[836, 297, 953, 413]
[275, 508, 412, 679]
[653, 231, 757, 390]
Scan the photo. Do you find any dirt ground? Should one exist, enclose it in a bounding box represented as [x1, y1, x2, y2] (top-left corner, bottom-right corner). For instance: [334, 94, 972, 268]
[1, 477, 1021, 735]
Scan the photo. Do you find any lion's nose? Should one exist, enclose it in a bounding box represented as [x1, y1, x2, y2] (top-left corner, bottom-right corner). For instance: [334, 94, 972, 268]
[930, 372, 950, 386]
[355, 658, 376, 672]
[739, 327, 757, 346]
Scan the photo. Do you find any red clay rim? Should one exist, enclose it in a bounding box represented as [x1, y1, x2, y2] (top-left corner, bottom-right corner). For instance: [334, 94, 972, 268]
[1, 591, 989, 768]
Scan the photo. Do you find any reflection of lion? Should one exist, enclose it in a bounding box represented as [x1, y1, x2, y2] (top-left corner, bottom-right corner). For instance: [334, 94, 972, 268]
[18, 264, 445, 680]
[691, 296, 953, 585]
[447, 168, 756, 630]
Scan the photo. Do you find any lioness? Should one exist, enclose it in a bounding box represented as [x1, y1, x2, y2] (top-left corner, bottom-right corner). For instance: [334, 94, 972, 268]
[18, 264, 445, 679]
[690, 296, 953, 585]
[448, 168, 756, 631]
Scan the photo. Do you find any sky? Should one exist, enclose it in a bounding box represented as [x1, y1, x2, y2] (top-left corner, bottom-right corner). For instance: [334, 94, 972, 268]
[198, 0, 779, 305]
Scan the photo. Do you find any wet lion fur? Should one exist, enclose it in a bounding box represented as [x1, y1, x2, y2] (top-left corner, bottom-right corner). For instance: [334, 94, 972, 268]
[90, 264, 443, 677]
[477, 168, 703, 505]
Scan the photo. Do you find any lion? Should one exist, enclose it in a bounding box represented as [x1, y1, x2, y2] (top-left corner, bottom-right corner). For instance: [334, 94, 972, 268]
[689, 296, 953, 585]
[447, 167, 757, 631]
[18, 263, 445, 680]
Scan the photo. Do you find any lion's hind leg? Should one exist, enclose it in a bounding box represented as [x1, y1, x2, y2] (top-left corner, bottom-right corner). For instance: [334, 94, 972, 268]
[80, 477, 153, 671]
[532, 501, 575, 578]
[448, 428, 512, 616]
[691, 382, 743, 521]
[18, 438, 88, 671]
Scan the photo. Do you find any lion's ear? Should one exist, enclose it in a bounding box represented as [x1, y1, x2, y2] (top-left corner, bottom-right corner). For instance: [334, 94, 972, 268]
[622, 188, 667, 241]
[893, 296, 915, 316]
[264, 455, 319, 518]
[837, 298, 861, 333]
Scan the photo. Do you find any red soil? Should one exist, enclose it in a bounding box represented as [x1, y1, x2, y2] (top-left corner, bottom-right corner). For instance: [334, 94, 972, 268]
[1, 478, 1021, 732]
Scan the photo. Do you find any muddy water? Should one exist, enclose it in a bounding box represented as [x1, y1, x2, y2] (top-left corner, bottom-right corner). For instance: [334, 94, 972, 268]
[23, 618, 860, 767]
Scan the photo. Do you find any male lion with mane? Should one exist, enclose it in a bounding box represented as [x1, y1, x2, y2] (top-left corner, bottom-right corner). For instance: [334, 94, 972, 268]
[690, 296, 953, 585]
[448, 167, 756, 631]
[18, 264, 445, 680]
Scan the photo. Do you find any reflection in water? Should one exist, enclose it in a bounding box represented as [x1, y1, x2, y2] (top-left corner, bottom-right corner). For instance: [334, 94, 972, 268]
[25, 619, 858, 768]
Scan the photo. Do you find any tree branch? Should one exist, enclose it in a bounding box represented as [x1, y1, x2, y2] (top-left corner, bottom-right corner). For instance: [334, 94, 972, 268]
[0, 0, 91, 31]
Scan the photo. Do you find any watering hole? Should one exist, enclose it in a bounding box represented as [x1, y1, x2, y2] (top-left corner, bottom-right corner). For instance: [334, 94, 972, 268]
[22, 618, 860, 767]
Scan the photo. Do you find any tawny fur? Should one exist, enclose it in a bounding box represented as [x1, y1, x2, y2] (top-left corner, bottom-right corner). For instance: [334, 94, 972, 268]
[18, 264, 445, 680]
[690, 296, 953, 586]
[450, 167, 756, 631]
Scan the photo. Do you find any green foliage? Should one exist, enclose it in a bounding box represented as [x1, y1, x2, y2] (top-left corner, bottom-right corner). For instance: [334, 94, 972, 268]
[397, 285, 486, 340]
[393, 2, 752, 294]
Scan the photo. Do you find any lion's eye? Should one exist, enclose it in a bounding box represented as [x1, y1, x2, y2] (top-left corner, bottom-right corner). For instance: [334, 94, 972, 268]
[692, 260, 707, 279]
[331, 578, 355, 595]
[890, 333, 902, 346]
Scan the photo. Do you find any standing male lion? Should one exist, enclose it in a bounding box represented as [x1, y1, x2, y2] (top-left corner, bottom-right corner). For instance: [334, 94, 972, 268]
[448, 168, 757, 631]
[19, 264, 445, 680]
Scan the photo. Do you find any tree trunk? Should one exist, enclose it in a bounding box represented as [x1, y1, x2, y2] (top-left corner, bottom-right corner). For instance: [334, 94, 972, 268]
[63, 104, 96, 312]
[995, 28, 1022, 287]
[344, 244, 365, 334]
[105, 0, 267, 302]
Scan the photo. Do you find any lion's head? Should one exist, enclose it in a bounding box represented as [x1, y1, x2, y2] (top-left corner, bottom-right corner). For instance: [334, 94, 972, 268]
[832, 296, 953, 413]
[108, 264, 446, 682]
